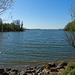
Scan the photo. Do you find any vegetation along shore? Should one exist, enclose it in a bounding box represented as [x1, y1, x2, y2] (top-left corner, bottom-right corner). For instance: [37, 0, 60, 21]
[0, 18, 25, 32]
[64, 20, 75, 32]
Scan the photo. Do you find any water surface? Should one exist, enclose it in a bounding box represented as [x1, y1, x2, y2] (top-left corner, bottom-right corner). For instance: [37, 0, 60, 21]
[0, 30, 75, 68]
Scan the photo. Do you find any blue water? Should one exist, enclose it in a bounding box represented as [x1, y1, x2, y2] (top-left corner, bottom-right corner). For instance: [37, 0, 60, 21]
[0, 30, 75, 68]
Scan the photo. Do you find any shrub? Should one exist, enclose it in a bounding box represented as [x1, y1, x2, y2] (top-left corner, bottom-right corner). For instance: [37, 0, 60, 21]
[64, 20, 75, 32]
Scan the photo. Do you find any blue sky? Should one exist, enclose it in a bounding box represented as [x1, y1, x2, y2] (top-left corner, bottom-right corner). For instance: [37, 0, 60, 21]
[0, 0, 73, 29]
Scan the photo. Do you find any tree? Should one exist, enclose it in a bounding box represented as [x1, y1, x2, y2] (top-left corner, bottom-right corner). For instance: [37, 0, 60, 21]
[0, 18, 3, 31]
[0, 0, 14, 15]
[21, 21, 23, 28]
[12, 19, 20, 26]
[65, 32, 75, 48]
[0, 18, 2, 31]
[64, 0, 75, 48]
[64, 20, 75, 31]
[70, 0, 75, 21]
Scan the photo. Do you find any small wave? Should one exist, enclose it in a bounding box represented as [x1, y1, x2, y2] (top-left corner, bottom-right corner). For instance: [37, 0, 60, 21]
[0, 52, 4, 54]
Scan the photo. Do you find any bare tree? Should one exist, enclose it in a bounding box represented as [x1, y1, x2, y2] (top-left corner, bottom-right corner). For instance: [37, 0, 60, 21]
[70, 0, 75, 21]
[65, 32, 75, 48]
[0, 0, 14, 15]
[0, 0, 14, 31]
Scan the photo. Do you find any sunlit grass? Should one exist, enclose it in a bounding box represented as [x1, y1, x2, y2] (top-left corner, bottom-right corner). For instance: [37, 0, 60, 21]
[61, 62, 75, 75]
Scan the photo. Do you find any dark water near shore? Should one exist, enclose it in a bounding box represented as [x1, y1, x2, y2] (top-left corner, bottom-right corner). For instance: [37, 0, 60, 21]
[0, 30, 75, 68]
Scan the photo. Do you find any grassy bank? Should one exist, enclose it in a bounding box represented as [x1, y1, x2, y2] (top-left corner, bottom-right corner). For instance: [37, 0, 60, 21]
[61, 62, 75, 75]
[50, 61, 75, 75]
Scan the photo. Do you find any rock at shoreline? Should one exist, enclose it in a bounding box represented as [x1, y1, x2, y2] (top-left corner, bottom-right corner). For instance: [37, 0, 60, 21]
[0, 61, 70, 75]
[0, 69, 4, 74]
[46, 63, 56, 69]
[6, 68, 11, 72]
[56, 61, 68, 69]
[2, 72, 9, 75]
[50, 68, 58, 72]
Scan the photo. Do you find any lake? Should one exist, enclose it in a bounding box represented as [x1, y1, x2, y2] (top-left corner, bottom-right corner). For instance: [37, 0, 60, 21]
[0, 29, 75, 68]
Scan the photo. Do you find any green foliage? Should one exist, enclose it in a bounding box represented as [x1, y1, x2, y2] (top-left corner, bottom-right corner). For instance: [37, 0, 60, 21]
[64, 20, 75, 48]
[50, 73, 58, 75]
[61, 62, 75, 75]
[67, 62, 75, 70]
[61, 69, 69, 75]
[0, 19, 24, 32]
[61, 69, 75, 75]
[64, 20, 75, 31]
[68, 68, 75, 75]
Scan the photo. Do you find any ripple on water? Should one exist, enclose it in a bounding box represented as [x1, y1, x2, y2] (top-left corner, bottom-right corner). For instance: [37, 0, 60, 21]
[0, 30, 75, 68]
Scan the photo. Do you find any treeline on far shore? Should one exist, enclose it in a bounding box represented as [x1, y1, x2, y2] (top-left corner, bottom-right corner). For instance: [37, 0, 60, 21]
[0, 18, 25, 32]
[64, 20, 75, 32]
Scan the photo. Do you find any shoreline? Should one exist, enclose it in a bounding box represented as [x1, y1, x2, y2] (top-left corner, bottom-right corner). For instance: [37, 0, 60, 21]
[0, 61, 75, 75]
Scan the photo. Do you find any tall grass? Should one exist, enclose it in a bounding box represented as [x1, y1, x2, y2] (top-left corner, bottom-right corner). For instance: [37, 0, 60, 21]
[61, 62, 75, 75]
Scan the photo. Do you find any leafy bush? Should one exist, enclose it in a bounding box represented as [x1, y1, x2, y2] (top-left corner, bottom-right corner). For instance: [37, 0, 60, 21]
[64, 20, 75, 31]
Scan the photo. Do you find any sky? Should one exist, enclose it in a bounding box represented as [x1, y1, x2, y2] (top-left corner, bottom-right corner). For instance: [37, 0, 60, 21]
[0, 0, 73, 29]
